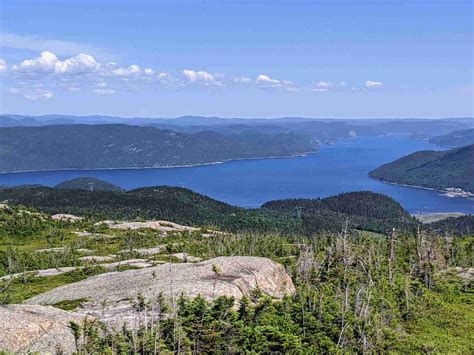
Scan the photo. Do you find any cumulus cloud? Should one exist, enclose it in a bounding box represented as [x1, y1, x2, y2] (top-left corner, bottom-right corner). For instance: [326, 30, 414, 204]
[256, 74, 280, 85]
[15, 51, 58, 72]
[255, 74, 295, 91]
[182, 69, 216, 82]
[365, 80, 383, 88]
[0, 58, 7, 73]
[234, 76, 251, 84]
[55, 53, 99, 74]
[316, 81, 333, 88]
[157, 72, 170, 80]
[93, 88, 116, 95]
[112, 64, 141, 77]
[9, 87, 54, 100]
[13, 51, 99, 74]
[110, 64, 154, 78]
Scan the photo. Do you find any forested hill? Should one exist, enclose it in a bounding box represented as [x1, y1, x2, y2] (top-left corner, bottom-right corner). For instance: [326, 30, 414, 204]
[55, 177, 123, 192]
[0, 182, 422, 234]
[0, 124, 317, 173]
[369, 144, 474, 193]
[429, 128, 474, 147]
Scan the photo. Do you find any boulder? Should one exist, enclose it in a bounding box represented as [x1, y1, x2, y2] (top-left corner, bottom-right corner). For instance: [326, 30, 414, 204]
[0, 304, 88, 354]
[26, 256, 295, 327]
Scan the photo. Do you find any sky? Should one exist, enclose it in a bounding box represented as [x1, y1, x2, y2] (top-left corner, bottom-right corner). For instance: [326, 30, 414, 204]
[0, 0, 472, 118]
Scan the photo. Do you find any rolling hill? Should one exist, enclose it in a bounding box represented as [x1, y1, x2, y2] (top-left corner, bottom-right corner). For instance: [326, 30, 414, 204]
[0, 124, 317, 173]
[430, 129, 474, 147]
[0, 179, 419, 234]
[369, 145, 474, 193]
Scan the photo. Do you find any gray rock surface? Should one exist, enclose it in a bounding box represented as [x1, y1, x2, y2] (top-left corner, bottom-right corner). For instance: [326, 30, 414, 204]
[0, 258, 153, 281]
[0, 304, 88, 354]
[51, 213, 83, 222]
[26, 256, 295, 327]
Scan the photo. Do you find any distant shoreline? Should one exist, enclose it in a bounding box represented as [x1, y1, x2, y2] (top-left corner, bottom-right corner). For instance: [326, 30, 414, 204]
[370, 177, 474, 201]
[0, 150, 318, 176]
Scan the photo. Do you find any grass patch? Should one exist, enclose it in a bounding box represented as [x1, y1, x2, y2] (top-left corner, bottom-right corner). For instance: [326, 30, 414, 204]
[0, 266, 107, 304]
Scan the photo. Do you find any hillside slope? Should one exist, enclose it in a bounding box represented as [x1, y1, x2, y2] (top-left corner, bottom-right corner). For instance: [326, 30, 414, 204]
[369, 145, 474, 193]
[430, 129, 474, 147]
[0, 182, 418, 234]
[0, 124, 317, 173]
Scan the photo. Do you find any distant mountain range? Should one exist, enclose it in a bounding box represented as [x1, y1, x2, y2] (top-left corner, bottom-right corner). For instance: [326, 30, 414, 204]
[429, 129, 474, 147]
[0, 124, 317, 173]
[370, 144, 474, 193]
[1, 114, 472, 137]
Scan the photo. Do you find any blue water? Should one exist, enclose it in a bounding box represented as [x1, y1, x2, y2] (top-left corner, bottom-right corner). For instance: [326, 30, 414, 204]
[0, 135, 472, 214]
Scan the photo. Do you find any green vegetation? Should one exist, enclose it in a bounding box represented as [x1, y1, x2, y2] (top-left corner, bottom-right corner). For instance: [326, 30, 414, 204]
[263, 191, 415, 234]
[0, 185, 422, 235]
[370, 144, 474, 193]
[0, 124, 317, 173]
[426, 215, 474, 237]
[53, 298, 90, 311]
[0, 197, 472, 352]
[1, 266, 107, 304]
[430, 128, 474, 147]
[66, 230, 473, 353]
[56, 177, 123, 192]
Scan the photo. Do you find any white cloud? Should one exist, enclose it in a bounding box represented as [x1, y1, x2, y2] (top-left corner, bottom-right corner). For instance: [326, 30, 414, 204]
[54, 53, 99, 74]
[0, 58, 7, 72]
[68, 87, 81, 92]
[157, 72, 170, 80]
[365, 80, 383, 88]
[97, 81, 108, 88]
[112, 64, 141, 77]
[9, 87, 54, 100]
[13, 51, 99, 74]
[234, 76, 251, 83]
[255, 74, 295, 91]
[256, 74, 280, 85]
[313, 88, 328, 92]
[144, 68, 155, 76]
[93, 88, 116, 95]
[182, 69, 216, 82]
[15, 51, 58, 72]
[316, 81, 333, 88]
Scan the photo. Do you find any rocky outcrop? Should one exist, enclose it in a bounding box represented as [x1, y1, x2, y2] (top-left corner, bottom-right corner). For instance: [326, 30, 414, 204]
[0, 258, 154, 281]
[98, 220, 199, 232]
[26, 256, 295, 327]
[0, 304, 88, 354]
[51, 213, 83, 222]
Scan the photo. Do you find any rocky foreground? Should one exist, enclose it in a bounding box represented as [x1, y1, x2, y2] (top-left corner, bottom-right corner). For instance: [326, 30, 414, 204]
[0, 304, 87, 354]
[1, 256, 294, 353]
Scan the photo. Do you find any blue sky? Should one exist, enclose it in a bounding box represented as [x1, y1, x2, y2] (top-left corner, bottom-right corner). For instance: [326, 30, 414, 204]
[0, 0, 472, 118]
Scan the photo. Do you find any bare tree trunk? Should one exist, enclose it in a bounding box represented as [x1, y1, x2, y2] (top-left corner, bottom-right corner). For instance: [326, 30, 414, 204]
[388, 228, 397, 285]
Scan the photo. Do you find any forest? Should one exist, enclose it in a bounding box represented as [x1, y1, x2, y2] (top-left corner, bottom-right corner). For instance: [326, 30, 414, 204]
[370, 144, 474, 193]
[0, 203, 472, 353]
[2, 182, 469, 236]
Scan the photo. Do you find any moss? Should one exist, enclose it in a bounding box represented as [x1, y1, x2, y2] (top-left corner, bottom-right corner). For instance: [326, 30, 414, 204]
[52, 298, 90, 311]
